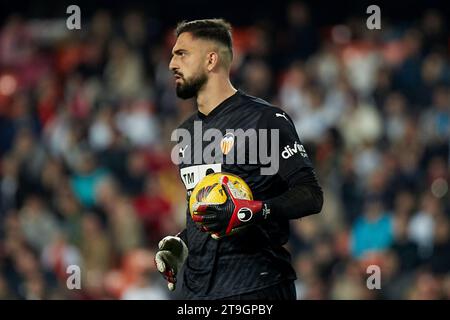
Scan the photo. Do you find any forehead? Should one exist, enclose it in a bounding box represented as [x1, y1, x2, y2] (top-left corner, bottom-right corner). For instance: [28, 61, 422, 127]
[172, 32, 212, 52]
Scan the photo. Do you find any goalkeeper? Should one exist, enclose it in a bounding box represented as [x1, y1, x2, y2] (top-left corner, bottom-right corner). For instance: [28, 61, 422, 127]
[155, 19, 323, 300]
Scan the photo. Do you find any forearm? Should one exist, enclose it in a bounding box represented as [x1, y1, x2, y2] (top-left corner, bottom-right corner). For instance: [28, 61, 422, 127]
[265, 168, 323, 220]
[190, 168, 323, 238]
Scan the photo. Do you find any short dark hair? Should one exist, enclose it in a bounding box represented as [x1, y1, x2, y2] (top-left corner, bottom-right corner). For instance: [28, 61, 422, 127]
[175, 19, 233, 64]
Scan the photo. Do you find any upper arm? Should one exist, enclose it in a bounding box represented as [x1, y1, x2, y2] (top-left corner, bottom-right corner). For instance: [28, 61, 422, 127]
[258, 107, 314, 183]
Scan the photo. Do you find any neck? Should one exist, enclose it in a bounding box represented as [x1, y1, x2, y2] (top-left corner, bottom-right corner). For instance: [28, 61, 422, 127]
[196, 76, 237, 115]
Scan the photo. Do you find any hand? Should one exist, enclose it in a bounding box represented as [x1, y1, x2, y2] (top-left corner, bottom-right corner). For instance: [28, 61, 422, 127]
[154, 236, 188, 291]
[192, 175, 270, 239]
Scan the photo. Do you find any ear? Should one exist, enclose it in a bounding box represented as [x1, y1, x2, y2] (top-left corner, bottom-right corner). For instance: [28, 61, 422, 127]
[206, 52, 219, 72]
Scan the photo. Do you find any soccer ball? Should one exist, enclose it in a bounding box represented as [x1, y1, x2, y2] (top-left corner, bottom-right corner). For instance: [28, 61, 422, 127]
[189, 172, 253, 215]
[189, 172, 253, 237]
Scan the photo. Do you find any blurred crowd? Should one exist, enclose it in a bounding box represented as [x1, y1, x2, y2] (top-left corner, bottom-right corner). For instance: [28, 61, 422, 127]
[0, 2, 449, 300]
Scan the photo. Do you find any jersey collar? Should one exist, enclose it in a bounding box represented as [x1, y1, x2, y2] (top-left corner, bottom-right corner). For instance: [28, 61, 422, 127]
[197, 90, 241, 121]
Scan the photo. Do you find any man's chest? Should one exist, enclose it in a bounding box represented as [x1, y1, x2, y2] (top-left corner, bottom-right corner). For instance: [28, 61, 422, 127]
[176, 114, 263, 192]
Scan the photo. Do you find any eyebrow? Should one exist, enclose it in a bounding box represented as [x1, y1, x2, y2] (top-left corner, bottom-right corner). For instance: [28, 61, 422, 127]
[173, 49, 188, 55]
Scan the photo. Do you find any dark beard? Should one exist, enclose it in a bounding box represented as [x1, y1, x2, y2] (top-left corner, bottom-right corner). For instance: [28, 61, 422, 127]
[176, 73, 207, 99]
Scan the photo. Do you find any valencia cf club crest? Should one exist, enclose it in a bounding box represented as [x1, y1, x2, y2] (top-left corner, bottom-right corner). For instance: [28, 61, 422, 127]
[220, 132, 234, 155]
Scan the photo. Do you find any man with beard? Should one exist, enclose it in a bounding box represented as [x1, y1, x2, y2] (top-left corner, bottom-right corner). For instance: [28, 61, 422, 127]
[154, 19, 323, 300]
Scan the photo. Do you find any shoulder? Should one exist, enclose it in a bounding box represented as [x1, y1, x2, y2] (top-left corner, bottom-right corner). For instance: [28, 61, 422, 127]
[238, 91, 292, 124]
[238, 91, 280, 112]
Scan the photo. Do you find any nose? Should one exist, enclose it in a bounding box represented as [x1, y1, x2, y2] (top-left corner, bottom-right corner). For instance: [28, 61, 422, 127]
[169, 56, 178, 72]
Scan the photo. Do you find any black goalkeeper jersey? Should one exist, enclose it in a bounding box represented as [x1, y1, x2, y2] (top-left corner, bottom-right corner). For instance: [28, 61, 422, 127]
[175, 90, 314, 299]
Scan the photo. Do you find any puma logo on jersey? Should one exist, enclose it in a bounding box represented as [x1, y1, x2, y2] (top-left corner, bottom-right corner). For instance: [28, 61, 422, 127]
[282, 141, 308, 159]
[275, 113, 288, 121]
[179, 145, 189, 158]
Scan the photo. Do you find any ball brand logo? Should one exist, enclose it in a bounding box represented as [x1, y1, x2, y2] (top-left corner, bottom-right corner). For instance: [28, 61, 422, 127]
[220, 132, 235, 155]
[196, 183, 218, 202]
[237, 208, 253, 222]
[281, 141, 307, 159]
